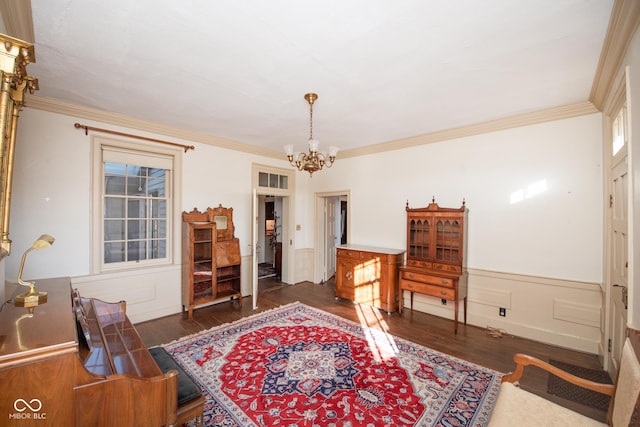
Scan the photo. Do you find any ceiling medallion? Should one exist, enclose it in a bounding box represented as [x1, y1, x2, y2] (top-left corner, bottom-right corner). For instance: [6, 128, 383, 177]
[284, 93, 338, 177]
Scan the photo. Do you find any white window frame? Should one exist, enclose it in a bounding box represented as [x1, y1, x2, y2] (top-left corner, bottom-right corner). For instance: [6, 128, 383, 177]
[91, 135, 182, 273]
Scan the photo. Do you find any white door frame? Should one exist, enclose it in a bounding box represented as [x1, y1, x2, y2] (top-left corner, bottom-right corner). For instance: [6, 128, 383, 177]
[314, 190, 350, 284]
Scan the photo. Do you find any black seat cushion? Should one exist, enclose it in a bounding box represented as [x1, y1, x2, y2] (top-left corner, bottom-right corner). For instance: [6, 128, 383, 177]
[149, 346, 202, 406]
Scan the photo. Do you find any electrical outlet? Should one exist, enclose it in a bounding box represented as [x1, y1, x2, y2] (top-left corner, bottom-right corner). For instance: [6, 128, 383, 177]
[441, 299, 447, 305]
[499, 307, 506, 317]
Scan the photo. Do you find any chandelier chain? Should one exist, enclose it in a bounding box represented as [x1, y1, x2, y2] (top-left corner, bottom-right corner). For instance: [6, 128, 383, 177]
[309, 101, 314, 141]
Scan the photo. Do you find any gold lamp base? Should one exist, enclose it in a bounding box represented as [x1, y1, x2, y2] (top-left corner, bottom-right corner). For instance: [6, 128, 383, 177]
[14, 285, 48, 307]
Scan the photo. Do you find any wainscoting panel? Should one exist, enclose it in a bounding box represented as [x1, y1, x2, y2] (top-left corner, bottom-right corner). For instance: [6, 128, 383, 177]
[553, 299, 601, 328]
[295, 248, 314, 284]
[72, 265, 182, 324]
[399, 268, 603, 353]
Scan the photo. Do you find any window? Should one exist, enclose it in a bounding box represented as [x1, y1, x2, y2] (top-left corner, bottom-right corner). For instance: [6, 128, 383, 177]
[103, 162, 168, 263]
[258, 171, 288, 189]
[612, 102, 627, 156]
[93, 138, 180, 272]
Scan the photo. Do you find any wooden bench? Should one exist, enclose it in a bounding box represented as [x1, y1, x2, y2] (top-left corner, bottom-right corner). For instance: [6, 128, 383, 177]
[150, 347, 206, 427]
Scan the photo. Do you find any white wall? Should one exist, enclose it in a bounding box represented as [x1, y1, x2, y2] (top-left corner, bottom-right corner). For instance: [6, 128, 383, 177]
[309, 114, 603, 282]
[307, 113, 604, 351]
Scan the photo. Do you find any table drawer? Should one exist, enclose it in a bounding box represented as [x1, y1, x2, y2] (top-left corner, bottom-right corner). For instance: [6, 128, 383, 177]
[407, 259, 433, 269]
[337, 248, 361, 260]
[400, 271, 453, 287]
[400, 280, 455, 300]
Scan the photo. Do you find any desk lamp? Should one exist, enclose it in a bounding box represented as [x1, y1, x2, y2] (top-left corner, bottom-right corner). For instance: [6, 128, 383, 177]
[14, 234, 55, 307]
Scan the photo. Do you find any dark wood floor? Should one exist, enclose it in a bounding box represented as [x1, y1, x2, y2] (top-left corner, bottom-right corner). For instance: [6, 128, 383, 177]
[135, 277, 609, 423]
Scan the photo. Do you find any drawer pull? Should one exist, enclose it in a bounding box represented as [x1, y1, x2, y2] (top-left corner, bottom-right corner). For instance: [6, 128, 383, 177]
[441, 280, 449, 285]
[407, 283, 413, 289]
[408, 273, 414, 279]
[440, 291, 447, 296]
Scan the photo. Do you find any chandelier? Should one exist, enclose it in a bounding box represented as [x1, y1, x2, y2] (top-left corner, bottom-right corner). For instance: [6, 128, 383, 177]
[284, 93, 338, 176]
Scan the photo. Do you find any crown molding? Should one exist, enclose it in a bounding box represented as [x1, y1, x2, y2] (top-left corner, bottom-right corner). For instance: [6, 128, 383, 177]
[27, 95, 598, 161]
[590, 0, 640, 110]
[25, 95, 283, 158]
[339, 101, 599, 158]
[0, 0, 35, 43]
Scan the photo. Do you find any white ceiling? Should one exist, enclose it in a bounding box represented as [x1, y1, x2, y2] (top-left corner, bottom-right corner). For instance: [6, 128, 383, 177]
[28, 0, 613, 154]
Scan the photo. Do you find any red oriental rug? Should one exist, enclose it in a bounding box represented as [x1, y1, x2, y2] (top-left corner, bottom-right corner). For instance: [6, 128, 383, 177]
[162, 302, 502, 426]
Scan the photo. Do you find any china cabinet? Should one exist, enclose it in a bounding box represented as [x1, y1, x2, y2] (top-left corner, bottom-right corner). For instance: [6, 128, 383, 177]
[399, 198, 468, 333]
[182, 206, 241, 318]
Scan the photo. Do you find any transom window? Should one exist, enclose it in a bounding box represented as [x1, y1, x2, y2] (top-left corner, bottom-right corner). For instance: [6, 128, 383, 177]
[612, 102, 627, 156]
[258, 172, 288, 189]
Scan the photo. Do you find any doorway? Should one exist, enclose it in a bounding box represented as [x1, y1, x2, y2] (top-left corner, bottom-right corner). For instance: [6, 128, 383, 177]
[257, 195, 286, 293]
[315, 191, 350, 284]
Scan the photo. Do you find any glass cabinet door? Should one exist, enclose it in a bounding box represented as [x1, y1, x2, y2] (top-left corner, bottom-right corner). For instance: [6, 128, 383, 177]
[192, 227, 214, 299]
[435, 220, 460, 262]
[409, 219, 430, 259]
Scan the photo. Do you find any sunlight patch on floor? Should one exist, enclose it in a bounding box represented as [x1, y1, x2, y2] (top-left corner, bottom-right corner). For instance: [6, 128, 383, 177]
[355, 303, 399, 362]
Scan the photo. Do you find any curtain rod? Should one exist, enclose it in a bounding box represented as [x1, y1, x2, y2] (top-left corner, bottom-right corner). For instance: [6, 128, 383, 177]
[74, 123, 195, 152]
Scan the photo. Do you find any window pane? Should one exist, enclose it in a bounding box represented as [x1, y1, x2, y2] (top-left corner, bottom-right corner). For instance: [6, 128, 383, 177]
[269, 173, 278, 188]
[149, 239, 166, 258]
[128, 220, 147, 239]
[151, 200, 166, 218]
[279, 175, 288, 189]
[105, 162, 126, 175]
[147, 178, 165, 197]
[612, 106, 626, 156]
[105, 175, 126, 195]
[105, 242, 125, 263]
[105, 198, 125, 218]
[127, 241, 146, 261]
[127, 199, 147, 219]
[259, 172, 268, 187]
[150, 219, 166, 238]
[104, 220, 125, 241]
[127, 171, 147, 196]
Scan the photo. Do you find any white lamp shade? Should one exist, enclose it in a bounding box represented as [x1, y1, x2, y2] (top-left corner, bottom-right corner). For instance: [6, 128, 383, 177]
[328, 146, 339, 157]
[284, 144, 294, 156]
[308, 139, 319, 152]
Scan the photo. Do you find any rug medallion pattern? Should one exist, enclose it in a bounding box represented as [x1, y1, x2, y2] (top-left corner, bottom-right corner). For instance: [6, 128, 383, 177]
[162, 303, 502, 426]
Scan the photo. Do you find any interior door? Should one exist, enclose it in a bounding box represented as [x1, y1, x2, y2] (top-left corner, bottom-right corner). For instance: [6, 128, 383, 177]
[252, 188, 259, 310]
[606, 95, 629, 375]
[325, 197, 337, 280]
[608, 155, 628, 374]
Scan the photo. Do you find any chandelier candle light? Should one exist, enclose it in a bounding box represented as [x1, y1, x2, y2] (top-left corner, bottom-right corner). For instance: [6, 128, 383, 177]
[284, 93, 338, 176]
